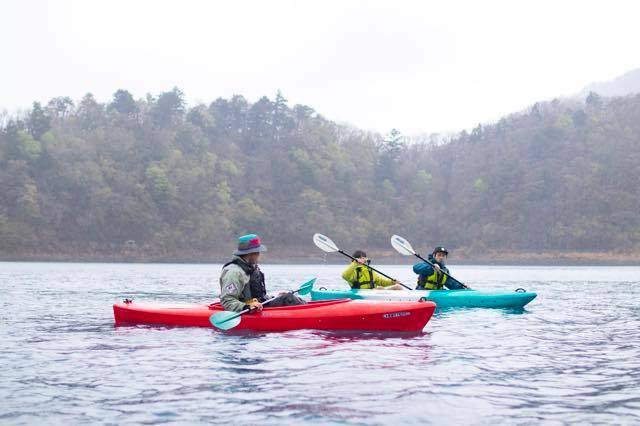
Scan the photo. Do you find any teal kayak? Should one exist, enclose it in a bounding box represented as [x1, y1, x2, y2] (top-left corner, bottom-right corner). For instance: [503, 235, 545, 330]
[310, 287, 537, 309]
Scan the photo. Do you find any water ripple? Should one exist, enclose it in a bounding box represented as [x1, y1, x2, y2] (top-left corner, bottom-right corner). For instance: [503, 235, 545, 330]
[1, 262, 639, 424]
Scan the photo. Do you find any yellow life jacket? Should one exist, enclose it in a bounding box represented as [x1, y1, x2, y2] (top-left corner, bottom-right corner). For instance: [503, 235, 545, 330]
[417, 269, 447, 290]
[349, 266, 376, 289]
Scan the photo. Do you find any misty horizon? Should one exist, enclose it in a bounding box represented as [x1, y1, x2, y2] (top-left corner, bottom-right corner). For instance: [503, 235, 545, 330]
[2, 1, 640, 135]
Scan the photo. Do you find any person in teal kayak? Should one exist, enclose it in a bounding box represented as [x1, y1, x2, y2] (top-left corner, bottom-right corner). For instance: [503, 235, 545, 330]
[342, 250, 403, 290]
[219, 234, 306, 312]
[413, 246, 464, 290]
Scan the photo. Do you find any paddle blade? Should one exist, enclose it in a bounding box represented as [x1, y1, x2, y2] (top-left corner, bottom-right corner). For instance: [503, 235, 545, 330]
[313, 233, 339, 253]
[210, 311, 242, 330]
[297, 278, 317, 296]
[391, 234, 416, 256]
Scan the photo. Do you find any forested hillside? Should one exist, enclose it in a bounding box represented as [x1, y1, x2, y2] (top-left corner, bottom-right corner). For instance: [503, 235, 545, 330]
[1, 89, 639, 260]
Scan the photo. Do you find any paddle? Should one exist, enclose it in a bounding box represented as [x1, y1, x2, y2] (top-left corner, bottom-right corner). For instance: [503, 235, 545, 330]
[390, 234, 470, 289]
[209, 278, 316, 330]
[313, 233, 413, 290]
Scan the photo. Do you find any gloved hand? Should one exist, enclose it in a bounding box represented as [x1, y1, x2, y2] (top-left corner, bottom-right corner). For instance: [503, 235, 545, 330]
[244, 298, 263, 312]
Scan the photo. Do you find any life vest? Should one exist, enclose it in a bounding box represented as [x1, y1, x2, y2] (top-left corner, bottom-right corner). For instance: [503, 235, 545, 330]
[416, 264, 448, 290]
[223, 258, 267, 302]
[350, 266, 376, 289]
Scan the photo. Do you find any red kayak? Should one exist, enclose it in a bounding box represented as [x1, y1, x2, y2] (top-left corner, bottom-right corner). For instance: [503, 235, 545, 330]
[113, 299, 436, 332]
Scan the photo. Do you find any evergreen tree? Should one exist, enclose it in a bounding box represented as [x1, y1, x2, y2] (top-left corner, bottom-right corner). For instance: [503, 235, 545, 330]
[27, 102, 50, 140]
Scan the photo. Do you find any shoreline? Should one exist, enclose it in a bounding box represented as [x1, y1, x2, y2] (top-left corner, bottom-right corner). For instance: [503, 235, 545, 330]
[2, 249, 640, 266]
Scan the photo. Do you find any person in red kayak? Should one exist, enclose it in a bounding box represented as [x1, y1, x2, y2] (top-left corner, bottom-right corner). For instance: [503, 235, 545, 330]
[219, 234, 306, 312]
[342, 250, 403, 290]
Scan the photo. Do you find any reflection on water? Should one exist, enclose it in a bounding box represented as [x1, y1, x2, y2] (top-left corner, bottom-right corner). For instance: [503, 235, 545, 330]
[1, 262, 639, 424]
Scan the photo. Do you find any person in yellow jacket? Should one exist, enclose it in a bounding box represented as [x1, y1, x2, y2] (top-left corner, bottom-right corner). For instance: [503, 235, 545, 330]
[342, 250, 403, 290]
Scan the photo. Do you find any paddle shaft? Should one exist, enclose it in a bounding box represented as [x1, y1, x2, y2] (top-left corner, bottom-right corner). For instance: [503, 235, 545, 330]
[411, 252, 469, 289]
[216, 288, 304, 325]
[337, 249, 413, 290]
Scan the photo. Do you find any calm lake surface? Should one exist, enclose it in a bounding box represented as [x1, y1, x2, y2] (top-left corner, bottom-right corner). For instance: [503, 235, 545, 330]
[1, 262, 639, 425]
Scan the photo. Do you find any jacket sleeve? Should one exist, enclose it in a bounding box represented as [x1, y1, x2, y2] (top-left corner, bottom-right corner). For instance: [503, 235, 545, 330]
[219, 267, 249, 312]
[413, 262, 433, 277]
[341, 262, 359, 286]
[373, 271, 393, 287]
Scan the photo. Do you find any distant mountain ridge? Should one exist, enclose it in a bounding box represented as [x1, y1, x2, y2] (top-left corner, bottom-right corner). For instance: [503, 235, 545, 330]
[580, 68, 640, 97]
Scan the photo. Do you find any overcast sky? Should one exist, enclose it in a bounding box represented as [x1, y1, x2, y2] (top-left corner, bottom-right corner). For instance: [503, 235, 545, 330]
[1, 0, 639, 134]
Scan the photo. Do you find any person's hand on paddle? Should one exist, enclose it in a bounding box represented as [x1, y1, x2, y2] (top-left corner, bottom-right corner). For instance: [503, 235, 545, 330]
[433, 264, 441, 272]
[375, 280, 403, 290]
[244, 299, 263, 312]
[356, 256, 369, 265]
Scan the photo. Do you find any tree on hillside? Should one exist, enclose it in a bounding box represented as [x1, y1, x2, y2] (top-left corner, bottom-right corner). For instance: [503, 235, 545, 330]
[27, 102, 50, 140]
[47, 97, 74, 119]
[151, 87, 185, 127]
[586, 91, 603, 108]
[247, 96, 274, 140]
[108, 89, 139, 117]
[376, 128, 405, 182]
[77, 93, 105, 130]
[273, 90, 294, 142]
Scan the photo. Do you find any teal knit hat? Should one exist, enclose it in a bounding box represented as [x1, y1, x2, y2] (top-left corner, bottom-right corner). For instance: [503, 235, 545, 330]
[233, 234, 267, 255]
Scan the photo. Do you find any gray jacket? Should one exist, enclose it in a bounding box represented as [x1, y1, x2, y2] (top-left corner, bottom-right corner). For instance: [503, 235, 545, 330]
[219, 256, 253, 312]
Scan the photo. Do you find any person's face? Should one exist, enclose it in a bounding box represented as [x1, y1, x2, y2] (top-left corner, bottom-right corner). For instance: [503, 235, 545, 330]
[246, 252, 261, 264]
[434, 252, 447, 263]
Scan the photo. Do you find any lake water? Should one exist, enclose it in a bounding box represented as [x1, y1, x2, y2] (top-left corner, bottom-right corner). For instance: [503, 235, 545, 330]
[1, 262, 639, 425]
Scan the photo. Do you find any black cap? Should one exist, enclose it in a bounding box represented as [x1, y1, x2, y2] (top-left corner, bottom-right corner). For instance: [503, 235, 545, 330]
[432, 246, 449, 255]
